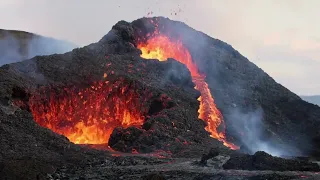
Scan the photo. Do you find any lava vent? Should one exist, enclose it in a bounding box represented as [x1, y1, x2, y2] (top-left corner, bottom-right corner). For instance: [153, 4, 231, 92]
[29, 77, 148, 146]
[136, 19, 239, 150]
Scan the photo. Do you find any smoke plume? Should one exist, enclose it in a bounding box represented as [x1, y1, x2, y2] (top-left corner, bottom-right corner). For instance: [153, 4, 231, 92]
[228, 108, 288, 156]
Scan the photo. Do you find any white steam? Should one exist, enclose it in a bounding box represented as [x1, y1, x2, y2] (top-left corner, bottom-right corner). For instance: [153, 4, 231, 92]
[228, 108, 287, 157]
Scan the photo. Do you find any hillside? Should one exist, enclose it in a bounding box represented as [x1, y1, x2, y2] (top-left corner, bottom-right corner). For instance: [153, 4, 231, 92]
[0, 29, 77, 66]
[301, 95, 320, 106]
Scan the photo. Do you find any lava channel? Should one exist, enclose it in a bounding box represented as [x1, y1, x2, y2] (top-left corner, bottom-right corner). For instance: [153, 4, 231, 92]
[137, 33, 239, 150]
[29, 77, 147, 146]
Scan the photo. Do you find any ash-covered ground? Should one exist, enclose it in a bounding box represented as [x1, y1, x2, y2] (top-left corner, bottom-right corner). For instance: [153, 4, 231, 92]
[1, 17, 320, 180]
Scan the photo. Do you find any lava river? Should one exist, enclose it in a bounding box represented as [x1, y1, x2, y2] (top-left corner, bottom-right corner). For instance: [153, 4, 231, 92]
[137, 34, 239, 150]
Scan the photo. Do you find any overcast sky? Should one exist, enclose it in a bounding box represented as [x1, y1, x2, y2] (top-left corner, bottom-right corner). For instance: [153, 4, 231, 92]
[0, 0, 319, 95]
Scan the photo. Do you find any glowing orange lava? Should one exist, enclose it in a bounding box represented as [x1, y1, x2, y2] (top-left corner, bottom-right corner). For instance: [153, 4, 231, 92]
[138, 34, 239, 150]
[29, 78, 146, 145]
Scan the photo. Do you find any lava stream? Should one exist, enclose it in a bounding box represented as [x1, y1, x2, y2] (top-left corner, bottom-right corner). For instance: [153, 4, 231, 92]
[138, 34, 238, 150]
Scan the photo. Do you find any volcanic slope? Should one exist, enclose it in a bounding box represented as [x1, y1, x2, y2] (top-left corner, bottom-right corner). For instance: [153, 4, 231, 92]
[0, 17, 320, 179]
[131, 17, 320, 157]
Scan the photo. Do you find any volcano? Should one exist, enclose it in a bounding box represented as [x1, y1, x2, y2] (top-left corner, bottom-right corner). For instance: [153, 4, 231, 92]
[1, 17, 320, 179]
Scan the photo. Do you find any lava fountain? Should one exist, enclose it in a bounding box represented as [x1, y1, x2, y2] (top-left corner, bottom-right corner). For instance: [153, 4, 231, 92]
[137, 30, 239, 150]
[29, 77, 147, 145]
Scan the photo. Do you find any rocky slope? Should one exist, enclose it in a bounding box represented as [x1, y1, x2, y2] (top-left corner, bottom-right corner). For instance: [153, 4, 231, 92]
[0, 29, 77, 66]
[0, 17, 320, 179]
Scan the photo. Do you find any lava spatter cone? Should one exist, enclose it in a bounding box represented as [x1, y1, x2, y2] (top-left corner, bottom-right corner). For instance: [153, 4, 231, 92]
[2, 16, 320, 179]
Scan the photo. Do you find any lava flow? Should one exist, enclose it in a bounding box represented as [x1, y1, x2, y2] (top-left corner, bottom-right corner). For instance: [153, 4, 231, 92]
[137, 34, 239, 150]
[29, 78, 146, 145]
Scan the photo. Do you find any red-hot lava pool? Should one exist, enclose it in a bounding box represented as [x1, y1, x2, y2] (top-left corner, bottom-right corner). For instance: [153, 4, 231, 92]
[29, 77, 147, 145]
[137, 25, 239, 150]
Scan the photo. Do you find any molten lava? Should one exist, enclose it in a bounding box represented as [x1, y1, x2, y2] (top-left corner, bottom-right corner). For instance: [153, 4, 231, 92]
[138, 34, 238, 150]
[29, 78, 146, 145]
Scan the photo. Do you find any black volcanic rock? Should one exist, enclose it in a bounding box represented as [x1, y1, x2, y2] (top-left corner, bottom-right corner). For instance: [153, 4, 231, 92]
[143, 173, 166, 180]
[223, 151, 320, 171]
[1, 16, 320, 179]
[199, 148, 220, 165]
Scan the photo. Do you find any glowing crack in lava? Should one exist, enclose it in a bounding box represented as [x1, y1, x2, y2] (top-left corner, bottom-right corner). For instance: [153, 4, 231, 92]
[29, 78, 146, 145]
[138, 34, 239, 150]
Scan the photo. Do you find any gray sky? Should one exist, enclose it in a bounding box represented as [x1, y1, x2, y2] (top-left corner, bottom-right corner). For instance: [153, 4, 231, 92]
[1, 0, 319, 95]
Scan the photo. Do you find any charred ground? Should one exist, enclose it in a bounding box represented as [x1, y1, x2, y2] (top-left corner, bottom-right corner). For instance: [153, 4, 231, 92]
[0, 17, 320, 179]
